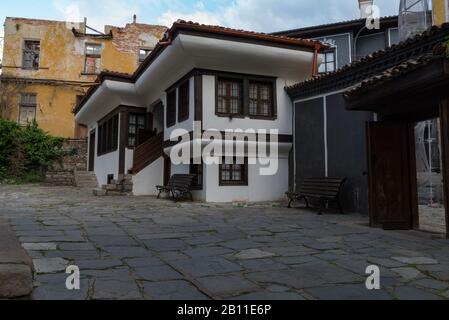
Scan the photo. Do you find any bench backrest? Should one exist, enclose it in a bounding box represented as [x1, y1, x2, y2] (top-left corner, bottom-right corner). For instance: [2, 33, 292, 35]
[299, 177, 346, 198]
[170, 174, 195, 190]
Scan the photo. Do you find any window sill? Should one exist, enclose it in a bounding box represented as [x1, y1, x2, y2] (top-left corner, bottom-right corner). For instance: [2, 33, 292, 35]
[81, 72, 101, 76]
[219, 182, 248, 187]
[215, 113, 277, 121]
[248, 115, 277, 120]
[21, 68, 40, 71]
[215, 113, 246, 119]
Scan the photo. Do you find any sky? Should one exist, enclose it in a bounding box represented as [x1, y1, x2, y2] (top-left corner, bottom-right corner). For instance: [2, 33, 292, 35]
[0, 0, 401, 61]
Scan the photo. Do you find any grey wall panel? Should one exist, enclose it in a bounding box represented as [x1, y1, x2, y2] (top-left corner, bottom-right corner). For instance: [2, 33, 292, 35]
[315, 34, 351, 69]
[389, 28, 399, 46]
[326, 93, 373, 214]
[294, 98, 325, 188]
[356, 32, 386, 59]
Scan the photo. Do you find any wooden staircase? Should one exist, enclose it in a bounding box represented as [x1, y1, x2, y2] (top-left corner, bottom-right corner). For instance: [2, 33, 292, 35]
[131, 132, 164, 175]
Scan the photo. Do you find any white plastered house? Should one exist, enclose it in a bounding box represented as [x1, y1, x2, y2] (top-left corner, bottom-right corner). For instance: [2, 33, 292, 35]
[74, 20, 326, 202]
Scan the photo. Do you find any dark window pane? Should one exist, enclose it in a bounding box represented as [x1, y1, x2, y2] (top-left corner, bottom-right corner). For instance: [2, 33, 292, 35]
[166, 90, 177, 127]
[178, 81, 190, 122]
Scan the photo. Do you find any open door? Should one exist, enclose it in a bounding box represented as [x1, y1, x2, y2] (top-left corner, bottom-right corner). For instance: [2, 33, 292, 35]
[367, 122, 416, 230]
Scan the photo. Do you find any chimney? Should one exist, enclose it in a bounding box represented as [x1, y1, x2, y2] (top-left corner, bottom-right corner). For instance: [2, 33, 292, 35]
[133, 14, 137, 24]
[358, 0, 374, 19]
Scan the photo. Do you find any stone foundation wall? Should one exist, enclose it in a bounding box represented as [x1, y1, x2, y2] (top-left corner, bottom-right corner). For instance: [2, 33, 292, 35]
[46, 139, 87, 186]
[55, 139, 88, 171]
[45, 170, 75, 186]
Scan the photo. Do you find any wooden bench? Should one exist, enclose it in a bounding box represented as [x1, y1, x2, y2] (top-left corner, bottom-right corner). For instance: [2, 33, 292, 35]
[286, 177, 346, 214]
[156, 174, 195, 202]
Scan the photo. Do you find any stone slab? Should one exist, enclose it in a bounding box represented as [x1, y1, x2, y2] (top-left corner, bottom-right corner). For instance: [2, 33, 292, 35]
[33, 258, 69, 274]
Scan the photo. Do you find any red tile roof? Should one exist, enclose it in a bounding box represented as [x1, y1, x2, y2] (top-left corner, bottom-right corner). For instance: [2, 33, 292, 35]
[344, 53, 441, 99]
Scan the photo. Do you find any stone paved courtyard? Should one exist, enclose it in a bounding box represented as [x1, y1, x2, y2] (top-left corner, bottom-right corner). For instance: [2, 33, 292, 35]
[1, 184, 449, 300]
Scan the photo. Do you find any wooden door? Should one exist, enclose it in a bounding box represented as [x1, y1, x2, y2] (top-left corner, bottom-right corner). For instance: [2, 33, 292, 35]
[88, 130, 96, 172]
[367, 122, 414, 230]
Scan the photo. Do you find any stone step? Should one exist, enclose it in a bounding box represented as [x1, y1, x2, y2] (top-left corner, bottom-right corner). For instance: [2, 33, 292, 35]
[74, 171, 98, 189]
[93, 188, 132, 197]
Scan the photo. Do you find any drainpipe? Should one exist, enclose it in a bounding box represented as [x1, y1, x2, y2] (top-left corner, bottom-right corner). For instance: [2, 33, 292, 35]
[312, 43, 321, 77]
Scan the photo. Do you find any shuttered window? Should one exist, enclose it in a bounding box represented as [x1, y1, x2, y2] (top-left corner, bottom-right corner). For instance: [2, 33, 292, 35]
[217, 78, 243, 116]
[84, 44, 102, 74]
[97, 114, 119, 156]
[19, 93, 37, 126]
[22, 40, 40, 70]
[219, 158, 248, 186]
[249, 82, 274, 117]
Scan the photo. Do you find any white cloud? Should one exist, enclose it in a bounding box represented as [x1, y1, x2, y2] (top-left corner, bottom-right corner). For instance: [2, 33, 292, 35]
[53, 0, 142, 31]
[50, 0, 401, 35]
[158, 10, 222, 27]
[158, 0, 400, 32]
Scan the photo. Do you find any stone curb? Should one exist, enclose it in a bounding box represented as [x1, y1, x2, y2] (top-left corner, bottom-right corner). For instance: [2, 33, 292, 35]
[0, 219, 34, 298]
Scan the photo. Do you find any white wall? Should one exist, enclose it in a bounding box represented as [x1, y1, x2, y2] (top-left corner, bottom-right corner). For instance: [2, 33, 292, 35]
[202, 156, 289, 203]
[125, 148, 134, 173]
[95, 151, 120, 186]
[132, 157, 164, 196]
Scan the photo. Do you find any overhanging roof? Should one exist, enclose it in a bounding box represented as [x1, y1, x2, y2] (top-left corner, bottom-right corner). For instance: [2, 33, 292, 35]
[272, 16, 398, 38]
[74, 20, 327, 116]
[285, 23, 449, 101]
[344, 55, 449, 114]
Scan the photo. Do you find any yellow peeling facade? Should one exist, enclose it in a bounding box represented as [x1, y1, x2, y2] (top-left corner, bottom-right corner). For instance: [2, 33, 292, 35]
[433, 0, 449, 25]
[0, 17, 166, 138]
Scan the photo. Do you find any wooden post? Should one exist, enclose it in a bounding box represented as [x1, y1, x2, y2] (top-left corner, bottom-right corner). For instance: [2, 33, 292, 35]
[438, 99, 449, 239]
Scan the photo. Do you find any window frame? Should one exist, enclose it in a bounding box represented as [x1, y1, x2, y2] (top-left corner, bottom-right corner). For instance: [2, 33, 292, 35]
[177, 80, 190, 123]
[18, 93, 37, 126]
[190, 161, 204, 190]
[215, 77, 244, 118]
[166, 89, 177, 128]
[248, 81, 275, 118]
[215, 74, 277, 120]
[318, 50, 337, 74]
[138, 48, 152, 63]
[97, 113, 119, 156]
[219, 157, 248, 187]
[84, 43, 102, 75]
[127, 112, 147, 148]
[22, 40, 40, 70]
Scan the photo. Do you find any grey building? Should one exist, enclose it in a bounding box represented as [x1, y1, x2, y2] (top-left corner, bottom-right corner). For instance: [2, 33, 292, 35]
[274, 16, 399, 214]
